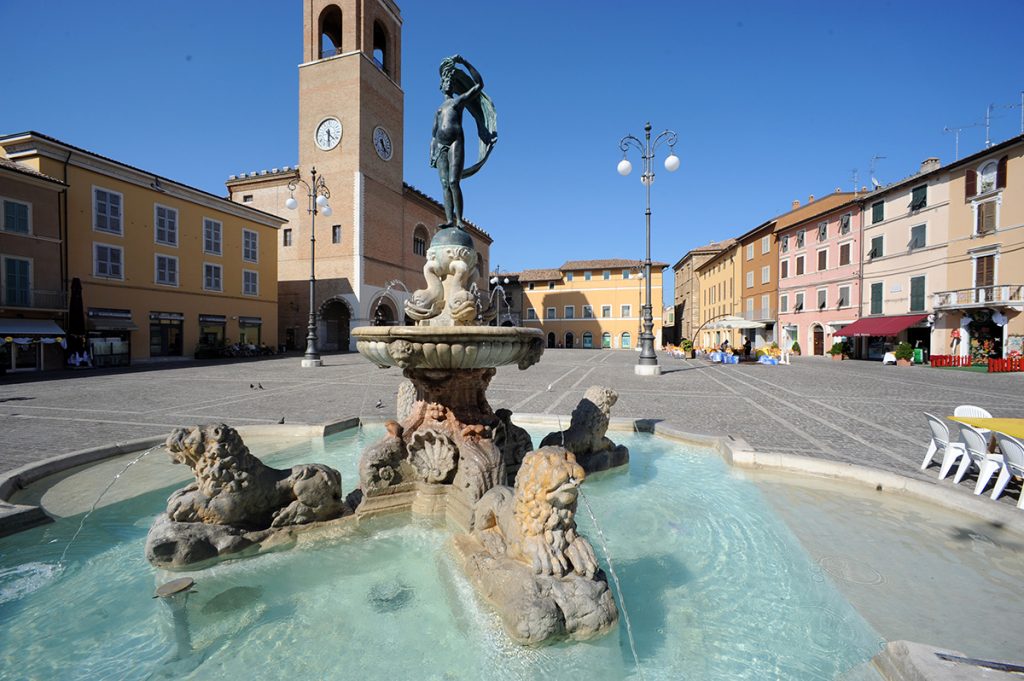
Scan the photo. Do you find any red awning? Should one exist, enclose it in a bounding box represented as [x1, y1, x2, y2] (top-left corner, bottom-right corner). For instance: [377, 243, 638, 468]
[834, 313, 929, 337]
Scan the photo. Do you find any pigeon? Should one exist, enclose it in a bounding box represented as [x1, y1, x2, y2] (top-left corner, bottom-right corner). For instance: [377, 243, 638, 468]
[250, 383, 255, 390]
[374, 399, 384, 409]
[258, 383, 265, 390]
[277, 417, 285, 424]
[547, 384, 553, 392]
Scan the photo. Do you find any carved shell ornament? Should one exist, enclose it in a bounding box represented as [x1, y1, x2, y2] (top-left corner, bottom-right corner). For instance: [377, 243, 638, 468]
[408, 429, 457, 483]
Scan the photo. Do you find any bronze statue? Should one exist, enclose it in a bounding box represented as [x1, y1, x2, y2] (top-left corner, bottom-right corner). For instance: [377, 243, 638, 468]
[431, 54, 497, 229]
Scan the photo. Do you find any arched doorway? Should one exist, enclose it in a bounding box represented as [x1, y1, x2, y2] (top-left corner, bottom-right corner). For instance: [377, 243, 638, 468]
[565, 331, 575, 348]
[812, 324, 825, 356]
[582, 331, 593, 349]
[320, 298, 351, 352]
[371, 295, 398, 326]
[621, 332, 632, 349]
[547, 332, 556, 348]
[601, 332, 611, 348]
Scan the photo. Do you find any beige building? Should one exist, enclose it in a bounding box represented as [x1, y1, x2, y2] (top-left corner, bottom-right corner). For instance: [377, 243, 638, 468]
[520, 259, 666, 350]
[672, 241, 730, 342]
[0, 157, 67, 371]
[695, 240, 741, 348]
[1, 132, 285, 365]
[933, 135, 1024, 360]
[227, 0, 491, 352]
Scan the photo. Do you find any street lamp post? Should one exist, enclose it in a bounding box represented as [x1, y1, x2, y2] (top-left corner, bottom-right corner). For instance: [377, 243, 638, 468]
[286, 167, 332, 368]
[618, 122, 679, 376]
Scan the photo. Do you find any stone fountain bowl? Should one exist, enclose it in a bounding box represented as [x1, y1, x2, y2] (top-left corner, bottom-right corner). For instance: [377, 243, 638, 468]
[352, 326, 544, 370]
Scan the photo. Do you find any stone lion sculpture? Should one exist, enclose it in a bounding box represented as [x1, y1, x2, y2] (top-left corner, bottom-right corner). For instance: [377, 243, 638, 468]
[163, 424, 347, 529]
[473, 447, 597, 578]
[456, 446, 618, 645]
[539, 386, 628, 472]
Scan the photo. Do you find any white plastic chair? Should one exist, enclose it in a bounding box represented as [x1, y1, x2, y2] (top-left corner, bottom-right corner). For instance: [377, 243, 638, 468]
[953, 404, 993, 438]
[921, 413, 967, 477]
[953, 423, 1004, 494]
[990, 433, 1024, 509]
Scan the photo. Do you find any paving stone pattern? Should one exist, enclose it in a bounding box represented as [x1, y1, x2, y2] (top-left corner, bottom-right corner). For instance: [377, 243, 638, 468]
[2, 351, 1023, 485]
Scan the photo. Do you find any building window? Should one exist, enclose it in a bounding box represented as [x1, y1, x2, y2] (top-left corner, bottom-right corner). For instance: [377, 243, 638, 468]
[746, 297, 755, 317]
[780, 260, 789, 279]
[602, 270, 610, 280]
[869, 235, 884, 259]
[910, 224, 926, 249]
[838, 285, 851, 308]
[333, 225, 342, 244]
[761, 235, 770, 254]
[204, 263, 222, 291]
[871, 200, 884, 224]
[204, 218, 222, 254]
[2, 257, 31, 306]
[780, 294, 789, 313]
[974, 254, 995, 288]
[622, 269, 631, 279]
[976, 200, 997, 234]
[582, 305, 593, 318]
[548, 282, 555, 290]
[621, 332, 632, 349]
[243, 229, 259, 262]
[781, 235, 789, 253]
[584, 270, 592, 281]
[546, 306, 556, 319]
[839, 213, 851, 235]
[761, 294, 770, 316]
[149, 313, 184, 357]
[621, 304, 632, 318]
[796, 230, 805, 248]
[94, 243, 123, 279]
[909, 276, 925, 312]
[2, 199, 30, 234]
[566, 272, 574, 282]
[582, 331, 593, 348]
[795, 255, 805, 276]
[911, 185, 927, 211]
[817, 249, 827, 272]
[526, 308, 537, 320]
[817, 288, 827, 310]
[94, 187, 123, 235]
[817, 221, 827, 242]
[243, 269, 259, 296]
[155, 205, 178, 246]
[745, 271, 754, 288]
[528, 282, 535, 290]
[746, 244, 754, 260]
[870, 282, 883, 315]
[761, 265, 770, 284]
[602, 331, 611, 348]
[155, 254, 178, 286]
[283, 228, 293, 247]
[564, 305, 575, 319]
[794, 292, 804, 312]
[839, 242, 851, 266]
[413, 225, 427, 255]
[242, 194, 254, 203]
[601, 305, 611, 318]
[978, 161, 998, 194]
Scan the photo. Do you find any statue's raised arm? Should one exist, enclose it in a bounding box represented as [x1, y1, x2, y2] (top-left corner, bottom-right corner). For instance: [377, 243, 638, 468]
[431, 54, 497, 229]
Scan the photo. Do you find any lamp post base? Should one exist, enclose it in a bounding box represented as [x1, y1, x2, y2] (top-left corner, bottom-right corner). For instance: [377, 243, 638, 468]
[300, 358, 323, 368]
[634, 363, 661, 376]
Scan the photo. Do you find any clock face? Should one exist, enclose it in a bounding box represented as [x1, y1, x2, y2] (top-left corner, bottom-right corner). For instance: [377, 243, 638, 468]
[315, 118, 342, 151]
[373, 126, 393, 161]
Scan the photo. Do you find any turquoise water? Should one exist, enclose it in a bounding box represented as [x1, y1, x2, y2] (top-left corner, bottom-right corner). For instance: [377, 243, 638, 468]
[0, 429, 883, 680]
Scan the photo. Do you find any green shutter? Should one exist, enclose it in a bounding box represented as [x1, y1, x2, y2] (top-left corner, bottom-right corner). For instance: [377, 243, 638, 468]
[872, 201, 884, 223]
[871, 282, 883, 314]
[910, 277, 925, 312]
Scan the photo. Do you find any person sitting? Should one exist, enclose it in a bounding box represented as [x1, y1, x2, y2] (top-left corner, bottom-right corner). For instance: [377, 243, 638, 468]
[719, 339, 730, 352]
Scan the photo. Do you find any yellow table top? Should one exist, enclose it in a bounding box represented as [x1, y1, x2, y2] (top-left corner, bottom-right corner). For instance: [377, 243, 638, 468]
[948, 416, 1024, 439]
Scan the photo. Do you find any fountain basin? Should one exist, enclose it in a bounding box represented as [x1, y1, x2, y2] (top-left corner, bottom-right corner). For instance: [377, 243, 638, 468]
[353, 325, 544, 370]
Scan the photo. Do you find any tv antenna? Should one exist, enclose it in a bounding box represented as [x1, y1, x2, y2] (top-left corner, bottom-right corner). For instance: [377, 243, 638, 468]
[850, 168, 859, 194]
[869, 155, 886, 189]
[943, 122, 982, 160]
[985, 102, 1016, 147]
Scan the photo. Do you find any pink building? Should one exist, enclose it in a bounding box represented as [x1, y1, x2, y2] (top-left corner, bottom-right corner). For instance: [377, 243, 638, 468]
[776, 199, 863, 356]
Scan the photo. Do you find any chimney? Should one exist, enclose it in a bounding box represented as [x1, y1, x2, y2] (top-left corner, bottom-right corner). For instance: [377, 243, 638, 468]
[919, 157, 940, 174]
[792, 199, 800, 210]
[808, 194, 815, 203]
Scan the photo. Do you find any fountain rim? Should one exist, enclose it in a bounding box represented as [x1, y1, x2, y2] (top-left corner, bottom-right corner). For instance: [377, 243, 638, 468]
[351, 325, 543, 342]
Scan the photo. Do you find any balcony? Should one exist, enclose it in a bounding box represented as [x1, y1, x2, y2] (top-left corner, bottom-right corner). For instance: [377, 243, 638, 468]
[933, 285, 1024, 310]
[1, 288, 67, 311]
[742, 307, 776, 322]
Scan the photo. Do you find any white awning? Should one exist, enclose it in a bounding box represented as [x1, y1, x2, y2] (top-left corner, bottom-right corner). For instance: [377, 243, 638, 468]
[706, 315, 766, 330]
[0, 319, 66, 336]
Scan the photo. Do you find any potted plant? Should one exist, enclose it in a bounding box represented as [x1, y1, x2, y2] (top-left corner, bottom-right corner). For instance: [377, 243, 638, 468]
[894, 341, 914, 367]
[791, 341, 801, 356]
[827, 342, 846, 361]
[681, 339, 694, 358]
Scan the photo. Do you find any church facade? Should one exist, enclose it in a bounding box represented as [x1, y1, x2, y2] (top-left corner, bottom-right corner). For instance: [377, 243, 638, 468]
[227, 0, 492, 352]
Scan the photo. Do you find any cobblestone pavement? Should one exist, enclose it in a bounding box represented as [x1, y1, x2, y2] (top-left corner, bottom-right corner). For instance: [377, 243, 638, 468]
[2, 350, 1023, 483]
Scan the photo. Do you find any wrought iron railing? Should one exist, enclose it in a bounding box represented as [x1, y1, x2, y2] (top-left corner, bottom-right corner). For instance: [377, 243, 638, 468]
[742, 307, 776, 321]
[1, 288, 67, 310]
[933, 285, 1024, 309]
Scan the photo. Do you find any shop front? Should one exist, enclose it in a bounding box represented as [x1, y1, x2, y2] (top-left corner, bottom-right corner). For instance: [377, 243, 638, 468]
[238, 316, 262, 346]
[149, 311, 184, 358]
[87, 308, 134, 367]
[0, 319, 66, 372]
[832, 313, 929, 361]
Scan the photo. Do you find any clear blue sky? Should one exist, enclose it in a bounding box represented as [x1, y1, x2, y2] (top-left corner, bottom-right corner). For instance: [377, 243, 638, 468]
[3, 1, 1024, 306]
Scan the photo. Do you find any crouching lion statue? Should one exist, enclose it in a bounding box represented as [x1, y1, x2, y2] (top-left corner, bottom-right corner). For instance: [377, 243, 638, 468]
[146, 424, 349, 568]
[453, 446, 618, 645]
[539, 385, 629, 472]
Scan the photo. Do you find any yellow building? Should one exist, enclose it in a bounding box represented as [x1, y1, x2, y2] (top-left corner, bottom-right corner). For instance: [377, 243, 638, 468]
[519, 259, 666, 350]
[694, 240, 742, 349]
[0, 132, 286, 364]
